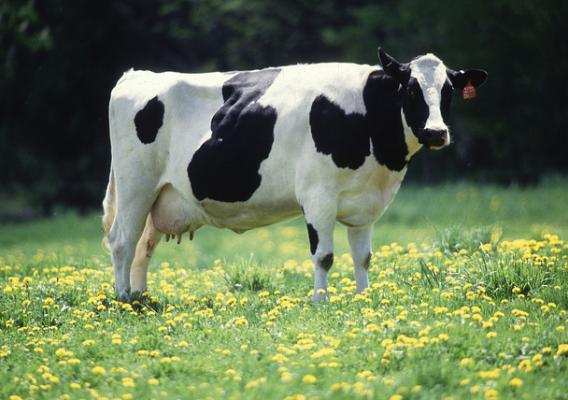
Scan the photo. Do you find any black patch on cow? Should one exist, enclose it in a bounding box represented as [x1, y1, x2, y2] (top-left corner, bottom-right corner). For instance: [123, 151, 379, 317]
[364, 70, 409, 171]
[401, 77, 429, 144]
[309, 70, 409, 172]
[187, 69, 281, 202]
[440, 81, 454, 123]
[309, 96, 370, 169]
[306, 223, 319, 255]
[363, 252, 371, 270]
[134, 96, 164, 144]
[320, 253, 334, 271]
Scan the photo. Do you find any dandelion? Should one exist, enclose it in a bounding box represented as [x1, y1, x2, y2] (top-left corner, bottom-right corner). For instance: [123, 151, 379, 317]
[556, 344, 568, 357]
[245, 377, 266, 389]
[91, 366, 105, 375]
[510, 378, 523, 388]
[55, 348, 67, 357]
[302, 374, 317, 384]
[122, 377, 135, 387]
[518, 360, 533, 372]
[271, 352, 289, 363]
[281, 372, 292, 382]
[284, 395, 306, 400]
[147, 378, 159, 385]
[459, 358, 474, 368]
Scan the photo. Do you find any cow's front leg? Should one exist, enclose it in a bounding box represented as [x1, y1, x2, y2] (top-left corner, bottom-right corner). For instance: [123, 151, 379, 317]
[348, 225, 372, 292]
[303, 208, 336, 302]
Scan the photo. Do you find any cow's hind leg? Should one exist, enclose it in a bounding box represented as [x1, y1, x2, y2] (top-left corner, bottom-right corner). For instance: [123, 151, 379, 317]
[130, 214, 162, 295]
[302, 203, 336, 302]
[348, 226, 372, 292]
[108, 191, 155, 302]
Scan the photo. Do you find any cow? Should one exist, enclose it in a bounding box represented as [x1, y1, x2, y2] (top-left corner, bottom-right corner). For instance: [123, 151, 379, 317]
[102, 48, 487, 302]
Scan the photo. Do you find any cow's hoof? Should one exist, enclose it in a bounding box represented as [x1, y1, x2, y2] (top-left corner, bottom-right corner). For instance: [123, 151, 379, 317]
[129, 290, 148, 303]
[310, 292, 328, 304]
[115, 289, 131, 303]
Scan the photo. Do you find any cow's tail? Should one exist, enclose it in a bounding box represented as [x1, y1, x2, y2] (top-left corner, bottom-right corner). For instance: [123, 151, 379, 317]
[102, 166, 116, 252]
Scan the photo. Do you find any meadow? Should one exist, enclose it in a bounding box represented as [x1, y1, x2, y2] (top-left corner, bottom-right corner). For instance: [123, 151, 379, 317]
[1, 180, 567, 399]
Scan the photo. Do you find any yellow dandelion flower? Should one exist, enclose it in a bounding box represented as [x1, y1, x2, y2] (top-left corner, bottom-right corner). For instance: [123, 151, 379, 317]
[556, 344, 568, 357]
[518, 359, 533, 372]
[147, 378, 159, 385]
[55, 348, 67, 357]
[510, 378, 523, 388]
[281, 372, 292, 382]
[484, 388, 498, 399]
[91, 366, 105, 375]
[459, 358, 474, 368]
[302, 374, 317, 384]
[122, 377, 135, 387]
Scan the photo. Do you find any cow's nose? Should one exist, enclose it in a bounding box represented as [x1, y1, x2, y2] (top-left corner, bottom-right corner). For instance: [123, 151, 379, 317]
[423, 128, 448, 148]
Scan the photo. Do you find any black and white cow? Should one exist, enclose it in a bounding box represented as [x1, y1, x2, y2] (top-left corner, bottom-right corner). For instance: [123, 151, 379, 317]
[102, 49, 487, 301]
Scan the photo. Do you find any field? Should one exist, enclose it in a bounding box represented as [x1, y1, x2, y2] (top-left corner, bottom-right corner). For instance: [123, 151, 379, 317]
[1, 181, 568, 399]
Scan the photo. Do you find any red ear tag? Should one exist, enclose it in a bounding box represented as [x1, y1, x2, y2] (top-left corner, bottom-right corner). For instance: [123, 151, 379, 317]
[463, 80, 476, 100]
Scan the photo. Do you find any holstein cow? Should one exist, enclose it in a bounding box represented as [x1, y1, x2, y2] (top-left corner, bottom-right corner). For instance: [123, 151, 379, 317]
[102, 49, 487, 302]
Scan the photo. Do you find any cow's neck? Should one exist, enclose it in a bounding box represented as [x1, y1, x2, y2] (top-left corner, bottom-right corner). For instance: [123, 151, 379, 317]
[401, 109, 423, 160]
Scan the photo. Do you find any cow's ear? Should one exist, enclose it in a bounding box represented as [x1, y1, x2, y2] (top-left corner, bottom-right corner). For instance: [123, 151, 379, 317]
[447, 68, 488, 89]
[378, 48, 410, 84]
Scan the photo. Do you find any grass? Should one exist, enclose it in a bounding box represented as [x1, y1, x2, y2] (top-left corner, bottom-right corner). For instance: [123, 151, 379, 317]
[1, 180, 568, 399]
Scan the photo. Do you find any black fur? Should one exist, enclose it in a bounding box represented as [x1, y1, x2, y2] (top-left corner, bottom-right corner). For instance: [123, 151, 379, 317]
[320, 253, 334, 271]
[134, 96, 164, 144]
[188, 69, 281, 202]
[306, 223, 319, 255]
[309, 70, 410, 172]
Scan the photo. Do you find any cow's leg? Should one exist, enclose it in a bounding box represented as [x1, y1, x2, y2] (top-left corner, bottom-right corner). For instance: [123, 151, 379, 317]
[302, 204, 336, 302]
[130, 214, 162, 295]
[108, 193, 155, 302]
[348, 225, 372, 292]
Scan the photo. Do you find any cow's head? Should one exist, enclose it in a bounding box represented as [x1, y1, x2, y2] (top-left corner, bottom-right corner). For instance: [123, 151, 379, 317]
[378, 48, 487, 150]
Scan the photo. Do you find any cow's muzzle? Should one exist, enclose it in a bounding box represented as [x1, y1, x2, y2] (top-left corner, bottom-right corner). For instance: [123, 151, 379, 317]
[420, 128, 449, 150]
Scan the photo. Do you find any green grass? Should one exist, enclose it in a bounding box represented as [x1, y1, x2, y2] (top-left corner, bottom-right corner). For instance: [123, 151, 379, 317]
[1, 181, 568, 399]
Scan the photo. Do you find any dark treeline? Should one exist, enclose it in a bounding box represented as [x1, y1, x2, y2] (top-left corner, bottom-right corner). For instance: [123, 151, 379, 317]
[1, 0, 567, 212]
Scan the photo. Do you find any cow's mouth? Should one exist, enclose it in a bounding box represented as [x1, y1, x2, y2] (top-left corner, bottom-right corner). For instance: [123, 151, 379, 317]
[419, 128, 449, 150]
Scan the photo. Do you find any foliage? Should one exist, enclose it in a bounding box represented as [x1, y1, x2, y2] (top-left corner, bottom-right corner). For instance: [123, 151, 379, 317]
[0, 1, 567, 211]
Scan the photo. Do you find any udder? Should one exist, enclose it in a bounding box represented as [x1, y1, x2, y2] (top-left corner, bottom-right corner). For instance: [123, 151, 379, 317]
[151, 184, 202, 237]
